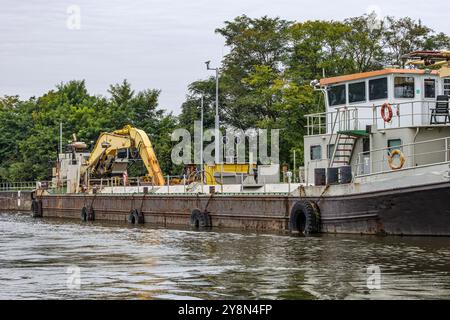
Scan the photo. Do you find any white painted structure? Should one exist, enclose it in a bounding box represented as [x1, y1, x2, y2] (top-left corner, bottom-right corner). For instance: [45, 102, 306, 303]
[304, 68, 450, 185]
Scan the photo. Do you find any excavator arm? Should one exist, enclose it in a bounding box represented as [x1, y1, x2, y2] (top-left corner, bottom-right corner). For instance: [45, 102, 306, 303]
[84, 125, 165, 186]
[113, 125, 165, 186]
[403, 50, 450, 77]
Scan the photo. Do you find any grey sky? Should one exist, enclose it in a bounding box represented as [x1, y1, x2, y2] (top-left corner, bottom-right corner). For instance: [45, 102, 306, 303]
[1, 0, 448, 114]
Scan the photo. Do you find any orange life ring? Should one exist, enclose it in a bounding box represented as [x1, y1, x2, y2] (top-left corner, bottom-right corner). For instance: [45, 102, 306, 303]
[381, 103, 393, 122]
[388, 149, 406, 170]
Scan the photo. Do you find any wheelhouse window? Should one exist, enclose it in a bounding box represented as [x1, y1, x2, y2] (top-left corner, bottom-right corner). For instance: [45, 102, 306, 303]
[310, 145, 322, 160]
[369, 77, 388, 101]
[348, 81, 366, 103]
[394, 77, 415, 98]
[424, 79, 436, 98]
[328, 85, 346, 106]
[444, 78, 450, 96]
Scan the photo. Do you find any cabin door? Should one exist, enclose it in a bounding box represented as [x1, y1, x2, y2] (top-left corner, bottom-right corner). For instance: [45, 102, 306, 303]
[361, 137, 371, 175]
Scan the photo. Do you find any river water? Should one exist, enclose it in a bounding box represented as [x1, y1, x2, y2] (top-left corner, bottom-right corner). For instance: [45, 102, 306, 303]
[1, 212, 450, 300]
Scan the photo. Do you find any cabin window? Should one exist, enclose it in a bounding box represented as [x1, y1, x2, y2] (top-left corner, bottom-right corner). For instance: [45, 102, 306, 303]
[424, 79, 436, 98]
[328, 85, 346, 106]
[369, 77, 388, 101]
[310, 145, 322, 160]
[348, 81, 366, 103]
[444, 78, 450, 96]
[327, 144, 335, 159]
[387, 139, 402, 155]
[394, 77, 415, 98]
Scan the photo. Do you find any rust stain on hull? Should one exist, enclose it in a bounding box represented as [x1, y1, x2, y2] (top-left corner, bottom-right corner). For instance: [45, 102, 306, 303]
[41, 194, 292, 232]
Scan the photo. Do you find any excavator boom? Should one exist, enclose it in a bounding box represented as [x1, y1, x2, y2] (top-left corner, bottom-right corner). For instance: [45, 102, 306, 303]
[113, 125, 165, 186]
[84, 125, 165, 186]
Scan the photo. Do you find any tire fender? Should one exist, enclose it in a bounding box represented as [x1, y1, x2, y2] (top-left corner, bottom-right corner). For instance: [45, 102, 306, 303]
[289, 201, 320, 235]
[190, 209, 211, 228]
[32, 199, 43, 218]
[128, 209, 144, 224]
[81, 205, 95, 221]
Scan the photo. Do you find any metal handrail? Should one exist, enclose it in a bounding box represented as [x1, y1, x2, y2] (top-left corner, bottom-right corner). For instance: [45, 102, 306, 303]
[355, 136, 450, 176]
[305, 99, 449, 136]
[0, 181, 37, 192]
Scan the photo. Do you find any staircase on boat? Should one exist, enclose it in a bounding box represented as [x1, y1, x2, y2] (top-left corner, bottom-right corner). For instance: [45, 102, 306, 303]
[329, 130, 368, 167]
[328, 107, 368, 168]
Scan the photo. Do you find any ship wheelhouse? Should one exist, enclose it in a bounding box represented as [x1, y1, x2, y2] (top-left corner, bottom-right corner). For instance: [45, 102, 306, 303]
[304, 68, 450, 185]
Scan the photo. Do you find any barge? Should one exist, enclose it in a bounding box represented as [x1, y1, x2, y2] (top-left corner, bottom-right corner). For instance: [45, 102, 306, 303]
[6, 51, 450, 236]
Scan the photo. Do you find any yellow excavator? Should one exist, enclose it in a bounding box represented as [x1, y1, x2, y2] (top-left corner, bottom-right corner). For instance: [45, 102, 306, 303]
[82, 125, 165, 186]
[56, 125, 252, 193]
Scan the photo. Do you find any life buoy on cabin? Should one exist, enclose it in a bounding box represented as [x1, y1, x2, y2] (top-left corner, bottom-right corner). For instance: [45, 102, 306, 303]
[381, 103, 393, 122]
[388, 149, 406, 170]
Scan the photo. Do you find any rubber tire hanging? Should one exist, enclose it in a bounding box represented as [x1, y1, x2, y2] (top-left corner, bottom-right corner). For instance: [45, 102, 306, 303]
[128, 209, 145, 224]
[190, 209, 211, 228]
[81, 205, 95, 221]
[31, 199, 43, 218]
[289, 201, 320, 235]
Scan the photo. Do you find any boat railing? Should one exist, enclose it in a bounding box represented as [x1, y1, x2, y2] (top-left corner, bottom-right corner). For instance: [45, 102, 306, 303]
[305, 106, 361, 136]
[355, 136, 450, 176]
[369, 100, 445, 129]
[0, 181, 38, 192]
[305, 99, 448, 136]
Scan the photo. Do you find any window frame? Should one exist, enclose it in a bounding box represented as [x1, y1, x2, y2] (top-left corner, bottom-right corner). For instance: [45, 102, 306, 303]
[387, 139, 402, 156]
[327, 84, 347, 107]
[394, 76, 415, 99]
[424, 78, 436, 99]
[369, 77, 388, 101]
[348, 81, 367, 104]
[444, 78, 450, 96]
[310, 145, 323, 161]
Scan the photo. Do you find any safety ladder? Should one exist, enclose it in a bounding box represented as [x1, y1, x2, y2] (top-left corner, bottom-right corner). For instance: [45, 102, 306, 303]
[327, 107, 367, 168]
[329, 133, 357, 167]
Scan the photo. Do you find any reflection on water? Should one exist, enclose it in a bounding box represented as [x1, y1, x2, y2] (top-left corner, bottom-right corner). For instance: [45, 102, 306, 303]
[1, 212, 450, 300]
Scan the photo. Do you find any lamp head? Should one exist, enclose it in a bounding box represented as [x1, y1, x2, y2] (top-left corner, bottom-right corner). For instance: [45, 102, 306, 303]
[310, 79, 320, 89]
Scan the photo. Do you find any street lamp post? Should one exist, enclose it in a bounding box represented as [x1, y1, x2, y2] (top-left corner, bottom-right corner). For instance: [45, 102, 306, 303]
[205, 61, 220, 164]
[200, 95, 204, 184]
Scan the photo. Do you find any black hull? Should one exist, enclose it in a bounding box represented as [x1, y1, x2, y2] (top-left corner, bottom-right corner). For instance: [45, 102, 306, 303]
[316, 181, 450, 236]
[4, 181, 450, 236]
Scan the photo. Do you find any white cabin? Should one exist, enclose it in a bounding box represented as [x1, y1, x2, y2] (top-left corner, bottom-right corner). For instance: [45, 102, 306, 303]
[304, 68, 450, 185]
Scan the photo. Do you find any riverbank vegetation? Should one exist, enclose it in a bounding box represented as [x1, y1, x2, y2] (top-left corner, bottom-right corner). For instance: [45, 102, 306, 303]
[1, 13, 449, 181]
